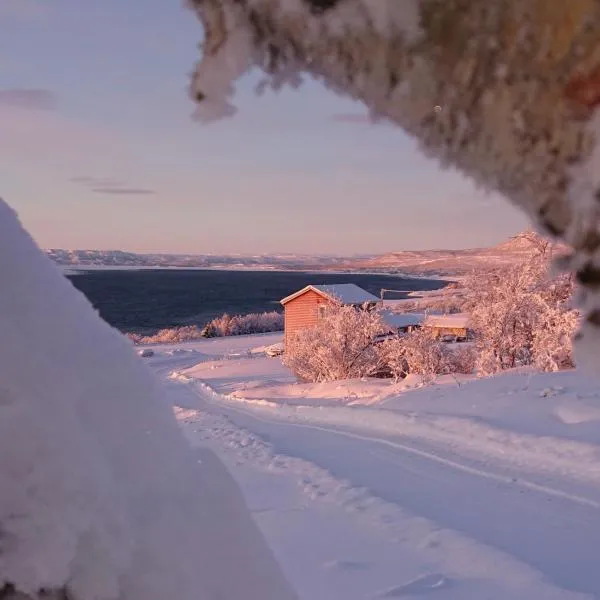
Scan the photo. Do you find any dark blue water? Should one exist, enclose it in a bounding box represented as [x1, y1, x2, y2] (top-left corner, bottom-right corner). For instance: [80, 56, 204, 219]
[67, 269, 446, 334]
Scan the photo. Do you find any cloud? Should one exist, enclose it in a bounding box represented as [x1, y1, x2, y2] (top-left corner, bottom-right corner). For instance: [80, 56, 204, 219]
[0, 89, 56, 111]
[91, 187, 155, 196]
[70, 175, 155, 196]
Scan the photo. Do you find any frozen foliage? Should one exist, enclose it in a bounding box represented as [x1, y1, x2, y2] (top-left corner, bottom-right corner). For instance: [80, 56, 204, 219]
[128, 325, 205, 345]
[445, 343, 478, 375]
[283, 304, 475, 384]
[202, 311, 283, 337]
[187, 0, 600, 372]
[378, 329, 451, 383]
[466, 258, 578, 375]
[128, 311, 283, 344]
[0, 198, 298, 600]
[283, 304, 385, 382]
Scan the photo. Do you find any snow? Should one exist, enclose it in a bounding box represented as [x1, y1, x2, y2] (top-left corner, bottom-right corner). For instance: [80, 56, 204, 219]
[153, 333, 600, 598]
[313, 283, 380, 304]
[379, 310, 473, 335]
[0, 199, 297, 599]
[423, 312, 471, 329]
[379, 310, 425, 330]
[281, 283, 379, 305]
[178, 353, 428, 406]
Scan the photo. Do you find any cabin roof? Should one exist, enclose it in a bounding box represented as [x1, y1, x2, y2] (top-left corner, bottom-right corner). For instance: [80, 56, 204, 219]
[281, 283, 379, 306]
[424, 313, 471, 329]
[380, 311, 426, 329]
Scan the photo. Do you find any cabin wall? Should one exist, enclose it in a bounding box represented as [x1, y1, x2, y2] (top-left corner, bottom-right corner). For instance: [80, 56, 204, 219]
[427, 326, 469, 339]
[283, 290, 330, 348]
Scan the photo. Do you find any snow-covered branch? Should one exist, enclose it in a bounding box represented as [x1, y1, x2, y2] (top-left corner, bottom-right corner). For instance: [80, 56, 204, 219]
[187, 0, 600, 370]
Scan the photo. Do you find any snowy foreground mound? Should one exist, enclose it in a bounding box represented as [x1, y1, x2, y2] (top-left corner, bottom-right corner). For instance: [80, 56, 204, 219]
[0, 198, 297, 599]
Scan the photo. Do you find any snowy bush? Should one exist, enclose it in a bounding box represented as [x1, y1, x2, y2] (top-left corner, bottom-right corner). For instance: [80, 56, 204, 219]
[379, 329, 450, 383]
[464, 258, 577, 375]
[127, 312, 284, 344]
[283, 304, 386, 383]
[202, 311, 283, 337]
[445, 344, 478, 375]
[128, 325, 205, 345]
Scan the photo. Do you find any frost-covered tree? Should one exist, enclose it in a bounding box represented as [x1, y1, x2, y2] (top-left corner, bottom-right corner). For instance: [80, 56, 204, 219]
[465, 258, 577, 375]
[283, 304, 385, 382]
[532, 308, 578, 372]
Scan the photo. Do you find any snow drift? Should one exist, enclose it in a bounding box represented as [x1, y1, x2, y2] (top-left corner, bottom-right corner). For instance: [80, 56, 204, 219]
[0, 197, 297, 600]
[186, 0, 600, 370]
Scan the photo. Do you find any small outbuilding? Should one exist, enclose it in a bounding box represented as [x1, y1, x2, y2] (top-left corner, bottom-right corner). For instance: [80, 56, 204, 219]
[379, 310, 426, 334]
[423, 313, 472, 341]
[280, 284, 379, 348]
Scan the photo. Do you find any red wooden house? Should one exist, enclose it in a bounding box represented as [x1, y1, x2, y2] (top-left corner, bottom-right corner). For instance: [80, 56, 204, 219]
[280, 284, 379, 348]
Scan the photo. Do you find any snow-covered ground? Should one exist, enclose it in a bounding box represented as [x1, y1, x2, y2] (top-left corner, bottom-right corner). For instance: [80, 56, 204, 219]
[141, 333, 600, 599]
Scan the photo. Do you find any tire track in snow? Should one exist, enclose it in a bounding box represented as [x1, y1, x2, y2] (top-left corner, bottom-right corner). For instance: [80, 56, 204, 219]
[192, 380, 600, 511]
[167, 373, 600, 597]
[171, 401, 589, 600]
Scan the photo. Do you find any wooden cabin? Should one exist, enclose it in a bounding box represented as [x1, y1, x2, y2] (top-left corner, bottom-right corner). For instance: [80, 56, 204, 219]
[280, 284, 379, 348]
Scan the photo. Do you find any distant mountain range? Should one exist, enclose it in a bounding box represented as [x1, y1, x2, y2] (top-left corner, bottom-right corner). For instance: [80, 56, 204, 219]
[46, 232, 562, 277]
[46, 249, 350, 271]
[332, 231, 565, 277]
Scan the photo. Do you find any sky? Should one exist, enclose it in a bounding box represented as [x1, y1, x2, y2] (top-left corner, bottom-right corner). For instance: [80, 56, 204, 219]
[0, 0, 528, 255]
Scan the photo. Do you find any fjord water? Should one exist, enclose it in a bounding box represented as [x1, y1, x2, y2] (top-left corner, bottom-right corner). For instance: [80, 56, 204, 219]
[67, 269, 445, 334]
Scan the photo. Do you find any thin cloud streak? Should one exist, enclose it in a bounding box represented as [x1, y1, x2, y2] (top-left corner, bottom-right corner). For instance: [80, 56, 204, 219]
[71, 175, 155, 196]
[91, 187, 155, 196]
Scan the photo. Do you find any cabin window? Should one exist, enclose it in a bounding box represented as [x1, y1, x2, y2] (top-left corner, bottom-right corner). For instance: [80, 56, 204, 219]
[317, 304, 326, 318]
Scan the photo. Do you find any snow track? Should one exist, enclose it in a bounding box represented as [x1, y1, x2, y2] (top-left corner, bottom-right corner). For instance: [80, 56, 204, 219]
[156, 354, 600, 599]
[143, 342, 600, 597]
[198, 397, 600, 596]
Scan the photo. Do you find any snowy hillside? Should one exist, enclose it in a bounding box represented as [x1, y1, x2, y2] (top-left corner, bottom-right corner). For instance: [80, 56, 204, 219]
[338, 232, 569, 276]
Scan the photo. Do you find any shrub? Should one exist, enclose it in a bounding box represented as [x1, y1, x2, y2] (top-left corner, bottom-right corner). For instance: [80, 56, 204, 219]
[379, 328, 450, 383]
[127, 311, 284, 344]
[283, 304, 386, 382]
[127, 325, 205, 345]
[445, 343, 477, 375]
[204, 311, 283, 337]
